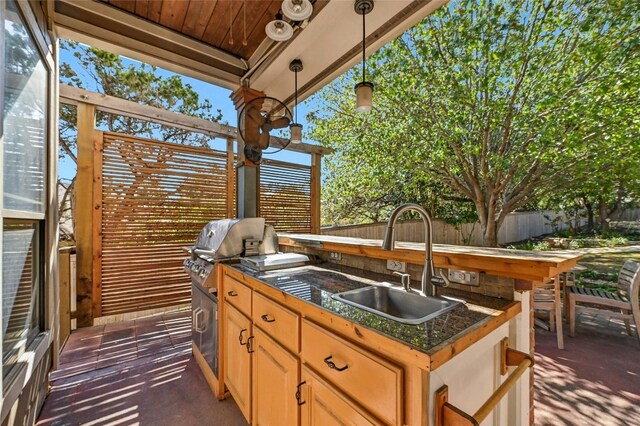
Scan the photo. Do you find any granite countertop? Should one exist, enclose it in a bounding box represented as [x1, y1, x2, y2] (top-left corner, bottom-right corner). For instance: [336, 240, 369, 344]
[231, 262, 514, 356]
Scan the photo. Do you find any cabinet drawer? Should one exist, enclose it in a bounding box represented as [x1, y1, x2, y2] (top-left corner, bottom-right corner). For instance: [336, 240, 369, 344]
[301, 365, 383, 426]
[224, 274, 252, 317]
[252, 292, 299, 353]
[301, 320, 403, 425]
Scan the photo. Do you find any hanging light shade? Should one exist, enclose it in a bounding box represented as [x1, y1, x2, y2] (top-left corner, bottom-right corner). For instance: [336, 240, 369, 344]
[289, 59, 303, 144]
[282, 0, 313, 21]
[354, 0, 374, 112]
[355, 82, 374, 112]
[265, 12, 294, 41]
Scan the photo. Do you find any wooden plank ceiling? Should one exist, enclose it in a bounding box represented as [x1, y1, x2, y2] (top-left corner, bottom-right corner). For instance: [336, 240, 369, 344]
[103, 0, 282, 60]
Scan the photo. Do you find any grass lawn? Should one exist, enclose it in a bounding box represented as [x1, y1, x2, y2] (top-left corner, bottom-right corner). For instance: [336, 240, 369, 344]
[579, 251, 640, 276]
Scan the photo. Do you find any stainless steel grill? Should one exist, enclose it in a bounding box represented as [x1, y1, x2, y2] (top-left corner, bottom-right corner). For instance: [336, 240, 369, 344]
[184, 218, 307, 290]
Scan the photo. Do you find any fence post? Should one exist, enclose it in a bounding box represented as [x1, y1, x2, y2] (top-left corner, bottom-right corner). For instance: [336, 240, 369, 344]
[75, 103, 96, 327]
[310, 153, 322, 234]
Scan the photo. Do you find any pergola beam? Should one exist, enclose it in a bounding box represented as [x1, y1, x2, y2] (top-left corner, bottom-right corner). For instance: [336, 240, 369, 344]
[60, 84, 332, 156]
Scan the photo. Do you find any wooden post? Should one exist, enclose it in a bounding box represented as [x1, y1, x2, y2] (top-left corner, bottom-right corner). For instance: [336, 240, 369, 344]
[310, 153, 322, 234]
[226, 138, 235, 218]
[58, 249, 71, 346]
[230, 87, 265, 218]
[92, 131, 104, 319]
[75, 103, 96, 327]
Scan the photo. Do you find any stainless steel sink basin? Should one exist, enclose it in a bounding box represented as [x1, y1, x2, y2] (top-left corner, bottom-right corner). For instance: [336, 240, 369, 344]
[331, 285, 462, 325]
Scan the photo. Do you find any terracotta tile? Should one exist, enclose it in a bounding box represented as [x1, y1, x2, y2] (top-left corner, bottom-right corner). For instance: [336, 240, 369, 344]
[59, 345, 102, 364]
[101, 327, 136, 344]
[51, 356, 98, 380]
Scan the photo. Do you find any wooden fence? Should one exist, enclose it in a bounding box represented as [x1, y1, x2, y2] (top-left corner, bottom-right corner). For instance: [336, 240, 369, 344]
[65, 85, 325, 325]
[321, 210, 597, 246]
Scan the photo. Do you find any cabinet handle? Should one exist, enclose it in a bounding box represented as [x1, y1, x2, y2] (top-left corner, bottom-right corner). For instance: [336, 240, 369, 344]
[323, 355, 348, 372]
[296, 381, 307, 406]
[246, 336, 255, 353]
[261, 314, 275, 323]
[239, 328, 248, 346]
[227, 290, 238, 297]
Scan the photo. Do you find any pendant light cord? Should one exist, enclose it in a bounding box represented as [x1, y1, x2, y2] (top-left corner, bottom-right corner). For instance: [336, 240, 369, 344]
[362, 10, 366, 82]
[294, 69, 298, 123]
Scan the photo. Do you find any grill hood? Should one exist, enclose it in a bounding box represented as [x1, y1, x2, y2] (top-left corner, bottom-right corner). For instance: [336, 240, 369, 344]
[192, 218, 278, 260]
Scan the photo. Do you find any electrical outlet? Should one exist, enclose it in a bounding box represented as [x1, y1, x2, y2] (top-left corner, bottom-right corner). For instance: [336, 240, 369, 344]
[329, 252, 342, 261]
[387, 259, 406, 272]
[447, 269, 480, 286]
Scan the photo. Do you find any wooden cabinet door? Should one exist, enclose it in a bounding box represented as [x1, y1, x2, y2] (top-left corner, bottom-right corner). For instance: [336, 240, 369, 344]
[224, 303, 252, 423]
[252, 327, 300, 426]
[300, 366, 382, 426]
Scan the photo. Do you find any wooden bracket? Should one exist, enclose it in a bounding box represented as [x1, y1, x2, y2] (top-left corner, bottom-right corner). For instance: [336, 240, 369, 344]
[500, 338, 534, 375]
[435, 386, 479, 426]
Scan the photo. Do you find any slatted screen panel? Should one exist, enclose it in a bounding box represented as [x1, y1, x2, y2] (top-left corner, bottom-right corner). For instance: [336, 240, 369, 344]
[259, 159, 312, 233]
[99, 133, 229, 316]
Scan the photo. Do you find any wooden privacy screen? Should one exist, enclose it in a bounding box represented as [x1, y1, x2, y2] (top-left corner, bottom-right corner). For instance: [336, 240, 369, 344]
[97, 132, 231, 316]
[259, 159, 312, 233]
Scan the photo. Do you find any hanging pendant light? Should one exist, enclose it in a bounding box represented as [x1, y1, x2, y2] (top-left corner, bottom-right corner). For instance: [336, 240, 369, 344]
[354, 0, 374, 112]
[282, 0, 313, 21]
[289, 59, 303, 144]
[265, 11, 294, 42]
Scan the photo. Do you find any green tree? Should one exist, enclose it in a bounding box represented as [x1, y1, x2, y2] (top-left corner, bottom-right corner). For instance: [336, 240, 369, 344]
[309, 0, 640, 246]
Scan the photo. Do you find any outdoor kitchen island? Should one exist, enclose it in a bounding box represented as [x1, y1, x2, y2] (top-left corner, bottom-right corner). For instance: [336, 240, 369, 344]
[210, 234, 581, 426]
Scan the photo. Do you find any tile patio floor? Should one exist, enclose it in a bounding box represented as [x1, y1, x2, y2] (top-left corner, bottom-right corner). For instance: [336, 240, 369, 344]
[36, 311, 246, 426]
[36, 309, 639, 426]
[534, 313, 640, 426]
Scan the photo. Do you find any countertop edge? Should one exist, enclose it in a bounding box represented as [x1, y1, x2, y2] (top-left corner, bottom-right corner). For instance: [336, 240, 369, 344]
[224, 264, 522, 371]
[428, 301, 522, 371]
[279, 234, 581, 285]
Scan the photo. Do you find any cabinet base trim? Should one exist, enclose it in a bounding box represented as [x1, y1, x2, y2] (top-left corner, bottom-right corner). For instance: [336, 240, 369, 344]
[193, 342, 224, 400]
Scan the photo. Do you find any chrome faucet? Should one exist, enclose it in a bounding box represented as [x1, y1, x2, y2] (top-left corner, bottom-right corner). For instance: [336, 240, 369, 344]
[381, 203, 450, 296]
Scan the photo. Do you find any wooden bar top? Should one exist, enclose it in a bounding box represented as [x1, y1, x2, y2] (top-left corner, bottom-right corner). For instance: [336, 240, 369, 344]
[278, 234, 582, 287]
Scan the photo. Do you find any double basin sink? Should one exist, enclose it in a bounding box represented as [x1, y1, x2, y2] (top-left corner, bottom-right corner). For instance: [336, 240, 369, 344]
[331, 285, 462, 325]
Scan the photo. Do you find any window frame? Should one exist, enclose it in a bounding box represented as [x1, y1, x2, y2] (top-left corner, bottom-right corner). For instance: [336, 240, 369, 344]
[0, 0, 53, 398]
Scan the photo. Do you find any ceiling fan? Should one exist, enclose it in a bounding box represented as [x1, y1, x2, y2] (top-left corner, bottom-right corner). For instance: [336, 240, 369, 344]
[238, 96, 292, 163]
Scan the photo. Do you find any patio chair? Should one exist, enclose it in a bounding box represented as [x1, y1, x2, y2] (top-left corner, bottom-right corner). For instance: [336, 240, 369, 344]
[568, 260, 640, 342]
[534, 275, 564, 349]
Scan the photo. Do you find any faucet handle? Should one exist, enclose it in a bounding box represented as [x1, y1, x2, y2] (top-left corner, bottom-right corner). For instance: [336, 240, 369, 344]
[430, 268, 450, 287]
[393, 271, 412, 291]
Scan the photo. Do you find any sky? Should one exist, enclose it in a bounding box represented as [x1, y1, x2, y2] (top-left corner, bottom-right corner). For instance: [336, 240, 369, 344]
[58, 44, 322, 181]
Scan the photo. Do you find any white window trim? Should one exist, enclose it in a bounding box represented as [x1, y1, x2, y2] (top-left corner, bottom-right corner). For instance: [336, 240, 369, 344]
[1, 0, 58, 417]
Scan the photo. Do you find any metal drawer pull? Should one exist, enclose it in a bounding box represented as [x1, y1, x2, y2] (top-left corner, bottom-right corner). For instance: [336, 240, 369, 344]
[261, 314, 275, 323]
[246, 336, 255, 353]
[239, 328, 248, 345]
[227, 290, 238, 297]
[323, 355, 348, 371]
[296, 381, 307, 406]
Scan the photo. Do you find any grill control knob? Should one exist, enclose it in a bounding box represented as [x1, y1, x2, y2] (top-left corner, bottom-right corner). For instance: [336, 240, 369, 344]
[199, 270, 206, 278]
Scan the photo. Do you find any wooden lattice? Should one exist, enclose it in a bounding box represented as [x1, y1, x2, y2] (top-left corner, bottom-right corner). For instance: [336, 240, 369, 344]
[98, 132, 229, 316]
[259, 159, 312, 234]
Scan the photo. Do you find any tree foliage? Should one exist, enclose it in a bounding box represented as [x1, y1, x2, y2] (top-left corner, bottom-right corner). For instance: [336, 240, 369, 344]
[309, 0, 640, 246]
